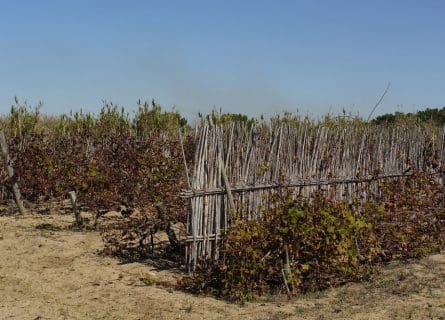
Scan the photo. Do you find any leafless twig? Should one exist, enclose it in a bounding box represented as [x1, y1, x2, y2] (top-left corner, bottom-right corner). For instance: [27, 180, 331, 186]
[367, 82, 391, 121]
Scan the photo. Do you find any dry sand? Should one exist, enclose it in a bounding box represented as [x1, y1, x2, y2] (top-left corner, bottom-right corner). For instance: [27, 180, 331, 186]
[0, 212, 444, 320]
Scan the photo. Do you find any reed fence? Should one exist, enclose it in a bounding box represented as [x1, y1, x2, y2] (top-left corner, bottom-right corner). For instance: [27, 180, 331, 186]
[183, 120, 445, 269]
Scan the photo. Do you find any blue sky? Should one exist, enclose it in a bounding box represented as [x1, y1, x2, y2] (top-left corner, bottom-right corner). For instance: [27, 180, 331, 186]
[0, 1, 444, 118]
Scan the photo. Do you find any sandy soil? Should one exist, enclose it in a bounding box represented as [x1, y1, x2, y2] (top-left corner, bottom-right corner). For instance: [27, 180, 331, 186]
[0, 211, 444, 320]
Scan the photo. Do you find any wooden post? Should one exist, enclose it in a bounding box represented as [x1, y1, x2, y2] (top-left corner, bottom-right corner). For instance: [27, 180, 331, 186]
[68, 191, 82, 228]
[178, 127, 191, 189]
[281, 243, 292, 295]
[0, 131, 27, 215]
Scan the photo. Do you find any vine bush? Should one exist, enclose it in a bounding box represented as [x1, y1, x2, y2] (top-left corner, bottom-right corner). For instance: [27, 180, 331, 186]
[181, 173, 445, 300]
[0, 100, 193, 260]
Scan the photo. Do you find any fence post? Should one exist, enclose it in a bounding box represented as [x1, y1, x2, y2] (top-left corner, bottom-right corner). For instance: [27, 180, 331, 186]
[68, 191, 83, 228]
[0, 131, 27, 215]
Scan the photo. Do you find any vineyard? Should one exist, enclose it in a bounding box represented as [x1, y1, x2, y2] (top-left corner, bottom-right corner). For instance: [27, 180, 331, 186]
[1, 100, 445, 303]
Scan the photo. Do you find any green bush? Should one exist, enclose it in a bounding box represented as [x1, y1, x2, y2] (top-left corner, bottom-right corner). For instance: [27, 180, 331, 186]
[182, 193, 377, 300]
[182, 173, 445, 301]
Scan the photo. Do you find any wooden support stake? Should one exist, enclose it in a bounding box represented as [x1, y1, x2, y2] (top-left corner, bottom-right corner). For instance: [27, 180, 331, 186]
[282, 243, 292, 295]
[68, 191, 83, 228]
[178, 127, 191, 189]
[0, 131, 27, 215]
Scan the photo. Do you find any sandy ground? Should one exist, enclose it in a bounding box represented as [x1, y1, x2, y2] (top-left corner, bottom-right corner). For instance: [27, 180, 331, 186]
[0, 212, 444, 320]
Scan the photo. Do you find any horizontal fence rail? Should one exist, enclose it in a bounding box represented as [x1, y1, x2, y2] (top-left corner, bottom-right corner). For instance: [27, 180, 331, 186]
[181, 173, 420, 198]
[184, 120, 445, 270]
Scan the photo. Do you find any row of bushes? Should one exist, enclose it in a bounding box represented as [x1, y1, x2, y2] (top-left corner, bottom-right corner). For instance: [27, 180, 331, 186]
[1, 98, 188, 137]
[0, 101, 194, 262]
[0, 99, 192, 213]
[7, 133, 192, 217]
[2, 100, 445, 301]
[181, 173, 445, 300]
[0, 99, 366, 212]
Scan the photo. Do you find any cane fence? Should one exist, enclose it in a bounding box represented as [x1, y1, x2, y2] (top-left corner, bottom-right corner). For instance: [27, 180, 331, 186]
[183, 120, 445, 270]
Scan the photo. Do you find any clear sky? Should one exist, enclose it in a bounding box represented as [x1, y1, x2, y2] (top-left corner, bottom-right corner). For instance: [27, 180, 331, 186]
[0, 0, 444, 118]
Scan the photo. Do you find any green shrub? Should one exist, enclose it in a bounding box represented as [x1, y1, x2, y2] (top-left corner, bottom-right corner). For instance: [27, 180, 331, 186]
[182, 193, 377, 300]
[182, 173, 445, 301]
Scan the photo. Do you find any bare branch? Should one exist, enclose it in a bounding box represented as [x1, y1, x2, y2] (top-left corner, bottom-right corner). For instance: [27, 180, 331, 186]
[367, 82, 391, 121]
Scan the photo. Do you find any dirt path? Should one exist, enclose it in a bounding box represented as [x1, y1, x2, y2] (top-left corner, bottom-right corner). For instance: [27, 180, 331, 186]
[0, 212, 444, 320]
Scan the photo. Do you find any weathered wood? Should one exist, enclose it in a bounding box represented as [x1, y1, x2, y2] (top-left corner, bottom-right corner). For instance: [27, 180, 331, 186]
[184, 120, 445, 269]
[181, 172, 419, 198]
[0, 131, 27, 215]
[68, 191, 82, 227]
[218, 155, 235, 210]
[282, 243, 292, 295]
[179, 127, 191, 189]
